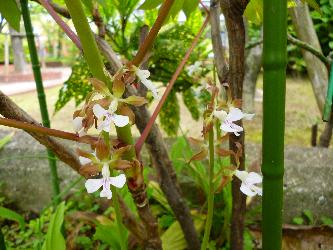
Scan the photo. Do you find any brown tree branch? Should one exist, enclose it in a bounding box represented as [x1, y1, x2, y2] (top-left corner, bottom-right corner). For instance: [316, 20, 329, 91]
[131, 0, 175, 66]
[221, 1, 248, 249]
[0, 91, 82, 173]
[210, 0, 228, 84]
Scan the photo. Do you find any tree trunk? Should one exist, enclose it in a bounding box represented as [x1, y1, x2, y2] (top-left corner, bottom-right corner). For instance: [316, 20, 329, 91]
[289, 4, 333, 147]
[9, 26, 26, 73]
[242, 34, 262, 113]
[221, 1, 249, 249]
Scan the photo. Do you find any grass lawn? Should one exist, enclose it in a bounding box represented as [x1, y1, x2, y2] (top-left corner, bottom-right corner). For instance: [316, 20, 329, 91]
[3, 75, 324, 147]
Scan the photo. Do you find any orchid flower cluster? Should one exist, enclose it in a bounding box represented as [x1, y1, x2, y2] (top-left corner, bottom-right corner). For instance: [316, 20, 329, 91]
[189, 81, 262, 197]
[72, 66, 159, 199]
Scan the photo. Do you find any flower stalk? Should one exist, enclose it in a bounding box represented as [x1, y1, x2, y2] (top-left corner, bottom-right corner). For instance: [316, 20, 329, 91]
[201, 128, 215, 250]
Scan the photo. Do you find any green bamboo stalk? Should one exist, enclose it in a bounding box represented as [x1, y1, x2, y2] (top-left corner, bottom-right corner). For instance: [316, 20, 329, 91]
[201, 129, 215, 250]
[262, 0, 287, 249]
[20, 0, 60, 201]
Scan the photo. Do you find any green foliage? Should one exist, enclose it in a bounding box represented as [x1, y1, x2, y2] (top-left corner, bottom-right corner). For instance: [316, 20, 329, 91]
[161, 215, 205, 250]
[94, 222, 128, 248]
[55, 58, 92, 112]
[182, 88, 200, 121]
[0, 133, 14, 151]
[311, 0, 333, 55]
[320, 216, 333, 225]
[42, 202, 66, 250]
[0, 0, 21, 31]
[159, 90, 180, 136]
[139, 0, 199, 18]
[0, 207, 25, 229]
[292, 216, 304, 225]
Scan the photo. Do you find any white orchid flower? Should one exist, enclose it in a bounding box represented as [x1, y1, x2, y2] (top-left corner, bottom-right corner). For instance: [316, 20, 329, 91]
[235, 170, 262, 197]
[84, 163, 126, 199]
[73, 116, 86, 137]
[187, 61, 201, 76]
[135, 68, 159, 99]
[93, 100, 129, 132]
[213, 107, 254, 136]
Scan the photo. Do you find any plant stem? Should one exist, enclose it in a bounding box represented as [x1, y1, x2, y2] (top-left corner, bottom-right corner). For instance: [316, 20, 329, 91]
[111, 187, 127, 250]
[20, 0, 60, 201]
[201, 129, 215, 250]
[262, 0, 287, 249]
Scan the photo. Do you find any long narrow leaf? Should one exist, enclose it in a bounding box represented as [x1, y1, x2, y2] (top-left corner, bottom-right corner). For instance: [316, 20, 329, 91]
[0, 207, 25, 229]
[42, 202, 66, 250]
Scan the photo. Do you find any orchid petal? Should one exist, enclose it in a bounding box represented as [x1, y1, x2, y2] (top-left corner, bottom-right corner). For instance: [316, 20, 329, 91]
[247, 172, 263, 184]
[240, 183, 257, 197]
[111, 114, 129, 127]
[93, 104, 108, 119]
[85, 179, 103, 193]
[227, 108, 244, 122]
[213, 110, 227, 121]
[100, 183, 113, 199]
[137, 69, 150, 79]
[79, 156, 92, 165]
[109, 174, 126, 188]
[108, 100, 118, 114]
[221, 122, 243, 134]
[73, 117, 83, 132]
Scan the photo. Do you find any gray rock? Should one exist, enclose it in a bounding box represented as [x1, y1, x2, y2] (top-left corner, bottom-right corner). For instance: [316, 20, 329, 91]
[0, 130, 332, 223]
[0, 130, 79, 212]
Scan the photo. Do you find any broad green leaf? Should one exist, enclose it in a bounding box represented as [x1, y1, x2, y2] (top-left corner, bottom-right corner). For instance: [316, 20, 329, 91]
[42, 202, 66, 250]
[183, 0, 199, 18]
[244, 0, 263, 25]
[94, 222, 128, 248]
[0, 206, 25, 229]
[139, 0, 163, 10]
[148, 181, 173, 214]
[0, 0, 21, 31]
[169, 0, 185, 18]
[0, 132, 14, 150]
[161, 215, 205, 250]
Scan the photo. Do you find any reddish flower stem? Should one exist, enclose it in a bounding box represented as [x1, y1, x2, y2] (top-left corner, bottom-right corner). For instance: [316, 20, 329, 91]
[0, 117, 98, 144]
[135, 14, 210, 154]
[131, 0, 175, 66]
[38, 0, 82, 49]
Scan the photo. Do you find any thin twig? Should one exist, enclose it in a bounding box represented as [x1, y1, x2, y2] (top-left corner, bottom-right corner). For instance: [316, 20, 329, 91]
[131, 0, 175, 66]
[38, 0, 82, 49]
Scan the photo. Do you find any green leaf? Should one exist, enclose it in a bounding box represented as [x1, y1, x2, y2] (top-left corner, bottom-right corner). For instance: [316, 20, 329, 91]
[0, 132, 14, 151]
[303, 209, 314, 225]
[0, 0, 21, 31]
[182, 0, 199, 18]
[0, 206, 25, 229]
[159, 90, 180, 136]
[42, 202, 66, 250]
[139, 0, 163, 10]
[161, 215, 205, 250]
[169, 0, 185, 19]
[244, 0, 263, 25]
[94, 222, 128, 248]
[292, 216, 304, 225]
[320, 216, 333, 226]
